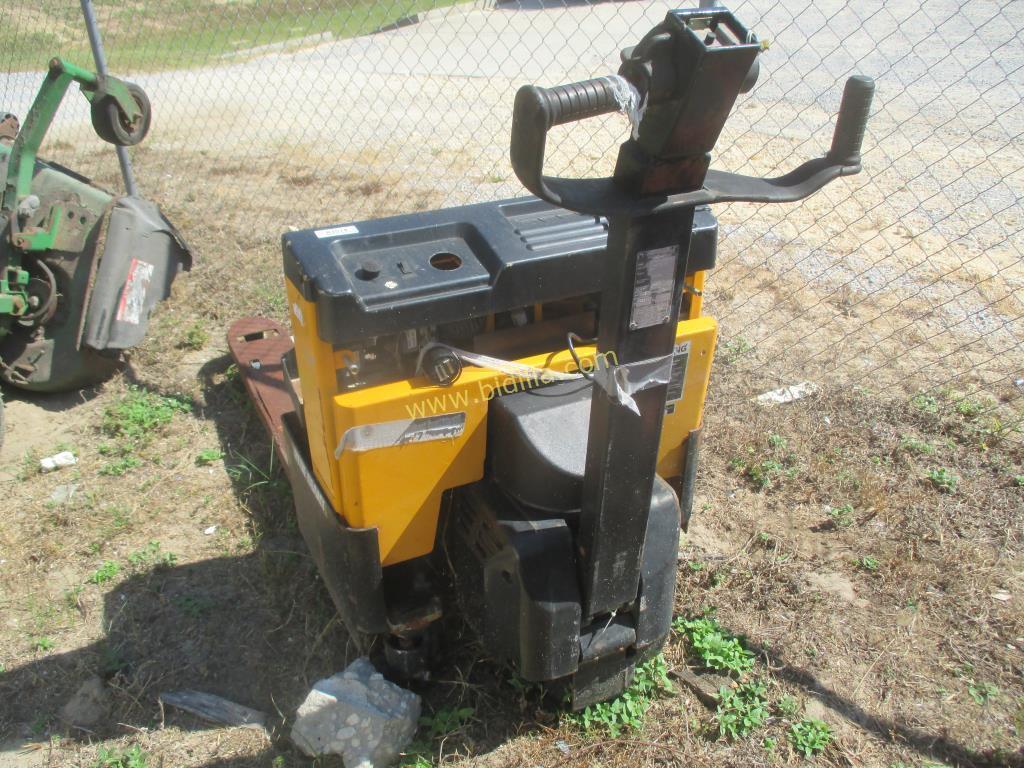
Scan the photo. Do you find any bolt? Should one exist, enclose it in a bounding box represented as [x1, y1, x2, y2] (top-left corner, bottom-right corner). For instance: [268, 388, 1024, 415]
[629, 321, 638, 330]
[250, 360, 262, 370]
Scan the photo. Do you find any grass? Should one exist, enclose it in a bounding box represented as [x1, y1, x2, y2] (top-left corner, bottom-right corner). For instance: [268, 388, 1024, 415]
[674, 615, 755, 676]
[0, 134, 1021, 768]
[101, 387, 191, 443]
[1, 1, 468, 73]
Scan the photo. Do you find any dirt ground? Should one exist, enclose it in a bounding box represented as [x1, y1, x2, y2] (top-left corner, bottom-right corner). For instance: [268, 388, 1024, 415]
[0, 132, 1021, 768]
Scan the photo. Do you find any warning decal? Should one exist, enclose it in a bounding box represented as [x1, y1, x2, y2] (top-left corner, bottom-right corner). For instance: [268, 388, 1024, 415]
[116, 259, 155, 325]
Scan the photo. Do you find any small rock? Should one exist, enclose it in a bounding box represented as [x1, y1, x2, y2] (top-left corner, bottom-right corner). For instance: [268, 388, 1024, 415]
[60, 675, 109, 727]
[40, 451, 77, 473]
[203, 525, 218, 536]
[755, 381, 818, 405]
[49, 484, 79, 504]
[291, 657, 420, 766]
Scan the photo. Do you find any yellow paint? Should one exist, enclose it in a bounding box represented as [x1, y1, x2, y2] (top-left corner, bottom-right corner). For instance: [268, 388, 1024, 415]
[285, 282, 344, 509]
[657, 315, 717, 479]
[288, 291, 717, 566]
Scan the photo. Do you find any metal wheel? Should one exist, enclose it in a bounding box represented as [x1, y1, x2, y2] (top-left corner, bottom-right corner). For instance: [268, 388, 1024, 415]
[90, 82, 151, 147]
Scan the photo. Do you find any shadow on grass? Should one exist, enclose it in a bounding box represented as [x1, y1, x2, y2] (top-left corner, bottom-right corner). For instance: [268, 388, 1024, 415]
[741, 638, 1024, 768]
[0, 353, 533, 766]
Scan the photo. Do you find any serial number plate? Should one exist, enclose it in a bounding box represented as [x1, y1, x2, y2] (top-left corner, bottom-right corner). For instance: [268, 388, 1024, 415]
[630, 244, 678, 330]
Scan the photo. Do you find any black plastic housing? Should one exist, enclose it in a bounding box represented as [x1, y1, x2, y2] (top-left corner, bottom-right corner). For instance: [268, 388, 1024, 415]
[282, 196, 718, 346]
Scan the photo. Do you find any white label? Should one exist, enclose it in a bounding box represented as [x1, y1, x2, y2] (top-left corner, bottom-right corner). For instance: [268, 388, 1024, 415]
[116, 259, 155, 325]
[665, 341, 691, 404]
[335, 412, 466, 455]
[314, 224, 359, 239]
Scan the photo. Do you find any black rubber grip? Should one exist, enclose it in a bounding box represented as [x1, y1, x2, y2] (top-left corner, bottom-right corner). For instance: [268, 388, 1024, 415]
[828, 75, 875, 166]
[540, 77, 620, 128]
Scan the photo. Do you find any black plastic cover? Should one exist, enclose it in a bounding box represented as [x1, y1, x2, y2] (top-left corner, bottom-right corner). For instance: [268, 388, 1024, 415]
[487, 379, 593, 514]
[282, 197, 717, 345]
[280, 411, 388, 638]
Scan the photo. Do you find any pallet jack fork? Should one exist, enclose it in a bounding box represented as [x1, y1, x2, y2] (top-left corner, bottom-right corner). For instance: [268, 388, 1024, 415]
[232, 7, 873, 707]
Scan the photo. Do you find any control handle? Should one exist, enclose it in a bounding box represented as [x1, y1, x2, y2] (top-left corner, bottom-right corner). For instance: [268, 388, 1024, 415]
[828, 74, 875, 167]
[510, 74, 875, 217]
[510, 77, 626, 208]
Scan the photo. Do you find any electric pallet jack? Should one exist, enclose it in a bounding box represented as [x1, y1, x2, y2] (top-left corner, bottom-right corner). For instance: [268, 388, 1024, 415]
[230, 7, 873, 707]
[0, 59, 191, 445]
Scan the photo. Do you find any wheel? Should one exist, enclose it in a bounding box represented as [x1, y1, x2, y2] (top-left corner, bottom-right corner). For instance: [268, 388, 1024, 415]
[90, 82, 151, 147]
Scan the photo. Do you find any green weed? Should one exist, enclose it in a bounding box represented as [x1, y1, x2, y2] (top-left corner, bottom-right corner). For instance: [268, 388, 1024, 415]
[177, 321, 209, 350]
[31, 636, 55, 652]
[127, 541, 175, 569]
[571, 654, 673, 737]
[856, 556, 879, 572]
[828, 504, 855, 528]
[767, 433, 787, 449]
[926, 467, 958, 493]
[419, 707, 474, 740]
[954, 397, 988, 418]
[99, 456, 142, 476]
[715, 680, 769, 740]
[196, 448, 224, 466]
[788, 718, 832, 757]
[88, 561, 120, 584]
[722, 336, 753, 363]
[777, 694, 800, 716]
[911, 392, 940, 414]
[899, 435, 934, 455]
[93, 745, 149, 768]
[968, 681, 998, 705]
[174, 595, 214, 619]
[674, 616, 754, 675]
[1013, 475, 1024, 488]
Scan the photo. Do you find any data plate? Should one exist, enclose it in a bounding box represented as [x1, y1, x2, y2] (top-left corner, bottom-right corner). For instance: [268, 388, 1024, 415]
[630, 244, 679, 330]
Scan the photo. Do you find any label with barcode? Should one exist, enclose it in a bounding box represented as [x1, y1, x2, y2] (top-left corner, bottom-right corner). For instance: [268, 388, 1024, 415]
[665, 341, 690, 407]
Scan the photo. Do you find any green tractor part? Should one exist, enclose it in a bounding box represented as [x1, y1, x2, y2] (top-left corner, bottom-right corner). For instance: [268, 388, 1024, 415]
[0, 58, 190, 441]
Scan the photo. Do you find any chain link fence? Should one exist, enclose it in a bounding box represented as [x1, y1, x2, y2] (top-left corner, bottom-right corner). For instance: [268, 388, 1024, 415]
[2, 0, 1022, 437]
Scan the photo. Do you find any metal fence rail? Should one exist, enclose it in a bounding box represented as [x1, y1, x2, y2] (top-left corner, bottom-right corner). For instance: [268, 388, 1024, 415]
[2, 0, 1021, 435]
